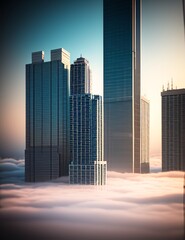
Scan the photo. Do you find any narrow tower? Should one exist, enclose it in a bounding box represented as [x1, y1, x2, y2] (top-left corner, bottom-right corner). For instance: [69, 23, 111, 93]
[141, 96, 150, 173]
[69, 57, 107, 185]
[104, 0, 141, 172]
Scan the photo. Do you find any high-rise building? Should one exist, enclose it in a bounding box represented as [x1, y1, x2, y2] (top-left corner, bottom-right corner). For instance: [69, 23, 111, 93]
[69, 57, 107, 185]
[25, 48, 70, 182]
[141, 97, 150, 173]
[70, 56, 91, 95]
[161, 88, 185, 171]
[104, 0, 141, 173]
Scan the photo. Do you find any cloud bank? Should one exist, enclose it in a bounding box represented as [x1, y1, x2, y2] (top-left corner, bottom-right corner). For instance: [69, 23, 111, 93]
[0, 158, 184, 240]
[0, 158, 24, 184]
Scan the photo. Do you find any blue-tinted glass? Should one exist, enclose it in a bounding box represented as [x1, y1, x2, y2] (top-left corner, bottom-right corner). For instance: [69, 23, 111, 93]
[25, 56, 70, 182]
[104, 0, 141, 172]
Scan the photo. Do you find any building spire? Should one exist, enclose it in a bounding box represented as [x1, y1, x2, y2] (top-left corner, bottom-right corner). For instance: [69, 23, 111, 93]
[167, 82, 169, 90]
[162, 84, 165, 92]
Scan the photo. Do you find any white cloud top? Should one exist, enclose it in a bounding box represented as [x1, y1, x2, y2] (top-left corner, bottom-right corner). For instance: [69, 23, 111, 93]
[0, 158, 184, 240]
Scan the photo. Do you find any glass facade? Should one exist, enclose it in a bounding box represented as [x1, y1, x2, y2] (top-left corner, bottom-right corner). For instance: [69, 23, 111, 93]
[141, 97, 150, 173]
[161, 89, 185, 171]
[25, 49, 70, 182]
[69, 57, 107, 185]
[70, 57, 91, 95]
[69, 94, 106, 185]
[104, 0, 141, 173]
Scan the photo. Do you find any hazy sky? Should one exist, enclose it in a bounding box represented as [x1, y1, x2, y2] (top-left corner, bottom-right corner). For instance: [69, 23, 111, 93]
[0, 158, 184, 240]
[0, 0, 185, 163]
[142, 0, 185, 158]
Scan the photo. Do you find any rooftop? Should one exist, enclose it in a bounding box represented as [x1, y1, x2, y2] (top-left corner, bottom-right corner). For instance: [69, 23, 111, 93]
[161, 88, 185, 96]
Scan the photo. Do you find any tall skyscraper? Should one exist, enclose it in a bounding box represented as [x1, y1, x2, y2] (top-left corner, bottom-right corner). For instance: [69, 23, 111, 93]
[69, 57, 107, 185]
[25, 48, 70, 182]
[104, 0, 141, 173]
[141, 97, 150, 173]
[161, 88, 185, 171]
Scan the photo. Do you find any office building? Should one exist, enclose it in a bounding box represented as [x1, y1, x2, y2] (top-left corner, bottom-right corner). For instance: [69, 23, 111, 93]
[69, 57, 107, 185]
[141, 97, 150, 173]
[161, 88, 185, 171]
[70, 56, 91, 95]
[104, 0, 141, 172]
[25, 48, 70, 182]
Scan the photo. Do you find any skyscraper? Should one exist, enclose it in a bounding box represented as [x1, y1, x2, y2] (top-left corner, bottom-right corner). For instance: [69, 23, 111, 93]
[104, 0, 141, 173]
[141, 97, 150, 173]
[25, 48, 70, 182]
[69, 57, 107, 185]
[161, 88, 185, 171]
[70, 56, 91, 95]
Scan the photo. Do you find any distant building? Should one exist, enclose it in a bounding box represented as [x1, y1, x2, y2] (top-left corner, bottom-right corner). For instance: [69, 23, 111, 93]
[161, 88, 185, 171]
[141, 97, 150, 173]
[69, 57, 107, 185]
[104, 0, 141, 173]
[25, 48, 70, 182]
[70, 56, 91, 95]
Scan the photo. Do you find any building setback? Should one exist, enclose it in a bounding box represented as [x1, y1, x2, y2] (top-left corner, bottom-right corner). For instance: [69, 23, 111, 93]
[25, 48, 70, 182]
[161, 88, 185, 171]
[141, 97, 150, 173]
[104, 0, 141, 173]
[69, 57, 107, 185]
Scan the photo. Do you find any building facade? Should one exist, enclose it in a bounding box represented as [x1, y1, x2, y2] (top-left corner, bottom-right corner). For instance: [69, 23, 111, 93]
[104, 0, 141, 173]
[161, 88, 185, 171]
[70, 56, 91, 95]
[25, 48, 70, 182]
[69, 57, 107, 185]
[141, 97, 150, 173]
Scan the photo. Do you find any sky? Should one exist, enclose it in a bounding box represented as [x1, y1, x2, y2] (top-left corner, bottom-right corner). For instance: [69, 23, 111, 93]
[0, 0, 185, 168]
[0, 158, 184, 240]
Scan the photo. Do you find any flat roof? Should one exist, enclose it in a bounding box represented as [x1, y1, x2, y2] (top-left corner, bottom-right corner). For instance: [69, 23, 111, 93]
[161, 88, 185, 96]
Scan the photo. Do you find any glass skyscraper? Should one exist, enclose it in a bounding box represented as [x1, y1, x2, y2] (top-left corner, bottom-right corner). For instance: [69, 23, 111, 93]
[69, 57, 107, 185]
[104, 0, 141, 173]
[141, 97, 150, 173]
[25, 48, 70, 182]
[161, 88, 185, 171]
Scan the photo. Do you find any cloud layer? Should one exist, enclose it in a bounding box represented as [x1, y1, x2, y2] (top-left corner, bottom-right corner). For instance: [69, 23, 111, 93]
[0, 158, 24, 184]
[0, 158, 184, 240]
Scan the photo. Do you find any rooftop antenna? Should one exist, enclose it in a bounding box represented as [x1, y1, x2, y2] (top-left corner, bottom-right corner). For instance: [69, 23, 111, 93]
[80, 54, 82, 58]
[171, 78, 173, 90]
[162, 84, 165, 92]
[167, 82, 169, 90]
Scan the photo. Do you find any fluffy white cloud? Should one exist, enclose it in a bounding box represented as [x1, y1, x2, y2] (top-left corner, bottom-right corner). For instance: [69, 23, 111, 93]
[0, 159, 184, 240]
